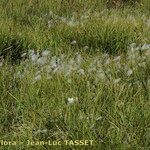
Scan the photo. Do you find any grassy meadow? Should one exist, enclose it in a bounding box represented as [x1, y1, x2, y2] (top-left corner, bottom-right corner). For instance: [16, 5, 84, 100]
[0, 0, 150, 149]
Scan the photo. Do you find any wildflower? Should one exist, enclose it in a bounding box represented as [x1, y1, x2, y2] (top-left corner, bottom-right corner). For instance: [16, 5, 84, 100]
[67, 97, 78, 105]
[67, 98, 75, 104]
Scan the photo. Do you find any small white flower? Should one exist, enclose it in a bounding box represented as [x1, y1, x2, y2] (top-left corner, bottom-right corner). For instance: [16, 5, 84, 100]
[67, 98, 75, 104]
[67, 97, 78, 105]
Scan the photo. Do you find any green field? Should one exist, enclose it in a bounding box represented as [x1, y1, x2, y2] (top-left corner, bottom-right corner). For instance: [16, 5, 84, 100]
[0, 0, 150, 149]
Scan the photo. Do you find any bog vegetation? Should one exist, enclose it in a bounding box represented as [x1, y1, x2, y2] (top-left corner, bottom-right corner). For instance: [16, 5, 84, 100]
[0, 0, 150, 149]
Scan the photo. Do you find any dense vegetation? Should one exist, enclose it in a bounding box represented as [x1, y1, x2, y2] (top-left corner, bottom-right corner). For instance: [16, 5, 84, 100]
[0, 0, 150, 149]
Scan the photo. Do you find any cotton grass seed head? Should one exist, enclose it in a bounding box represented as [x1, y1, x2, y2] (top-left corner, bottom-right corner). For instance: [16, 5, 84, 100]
[42, 50, 50, 57]
[37, 57, 46, 66]
[127, 69, 133, 76]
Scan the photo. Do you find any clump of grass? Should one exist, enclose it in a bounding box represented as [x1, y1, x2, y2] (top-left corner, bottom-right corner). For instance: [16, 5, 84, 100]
[58, 15, 144, 54]
[0, 35, 29, 64]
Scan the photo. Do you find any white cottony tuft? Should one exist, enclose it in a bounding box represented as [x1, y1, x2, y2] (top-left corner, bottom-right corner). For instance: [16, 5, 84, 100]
[141, 44, 150, 50]
[31, 54, 38, 62]
[127, 69, 133, 76]
[37, 57, 46, 66]
[42, 50, 50, 57]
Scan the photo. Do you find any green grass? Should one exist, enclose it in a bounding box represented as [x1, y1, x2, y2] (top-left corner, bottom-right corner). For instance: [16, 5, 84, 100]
[0, 0, 150, 150]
